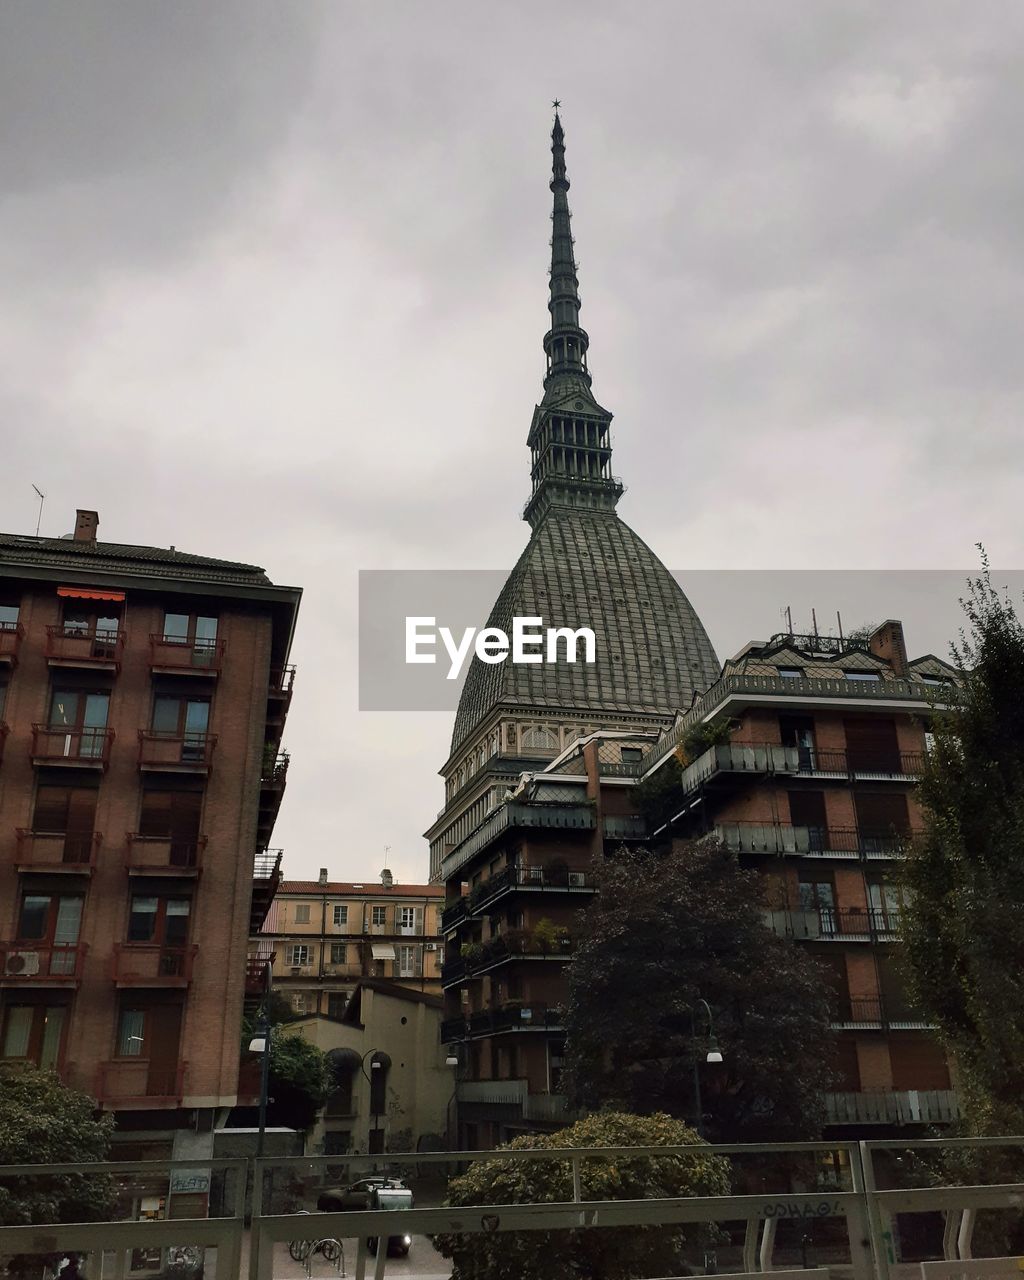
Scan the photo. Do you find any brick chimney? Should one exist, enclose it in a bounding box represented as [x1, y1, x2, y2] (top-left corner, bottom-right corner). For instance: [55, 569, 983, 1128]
[74, 509, 99, 543]
[869, 620, 908, 676]
[318, 867, 328, 887]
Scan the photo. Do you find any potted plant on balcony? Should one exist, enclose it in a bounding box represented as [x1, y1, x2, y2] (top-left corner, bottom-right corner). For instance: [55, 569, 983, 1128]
[459, 941, 485, 965]
[531, 917, 570, 953]
[678, 717, 736, 765]
[503, 927, 531, 954]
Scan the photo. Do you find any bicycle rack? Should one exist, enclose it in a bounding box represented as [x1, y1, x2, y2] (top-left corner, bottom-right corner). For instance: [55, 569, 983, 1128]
[304, 1238, 345, 1278]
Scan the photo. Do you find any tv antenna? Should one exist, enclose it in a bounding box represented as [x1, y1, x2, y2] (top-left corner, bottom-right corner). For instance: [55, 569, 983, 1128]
[31, 485, 45, 537]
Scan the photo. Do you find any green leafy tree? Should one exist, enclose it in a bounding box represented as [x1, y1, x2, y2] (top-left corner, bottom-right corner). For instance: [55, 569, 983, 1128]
[564, 840, 835, 1141]
[240, 1026, 331, 1134]
[901, 560, 1024, 1134]
[432, 1111, 729, 1280]
[0, 1067, 116, 1279]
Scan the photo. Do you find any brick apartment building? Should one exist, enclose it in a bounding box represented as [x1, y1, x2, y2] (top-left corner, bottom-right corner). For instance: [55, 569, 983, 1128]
[440, 619, 959, 1145]
[0, 509, 299, 1167]
[256, 869, 443, 1017]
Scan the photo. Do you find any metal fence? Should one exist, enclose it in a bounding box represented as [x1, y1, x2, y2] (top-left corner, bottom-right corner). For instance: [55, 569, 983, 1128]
[3, 1138, 1024, 1279]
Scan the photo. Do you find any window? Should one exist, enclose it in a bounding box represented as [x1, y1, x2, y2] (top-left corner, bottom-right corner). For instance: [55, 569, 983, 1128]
[32, 784, 98, 861]
[398, 945, 421, 977]
[522, 726, 558, 752]
[162, 612, 218, 648]
[291, 992, 314, 1014]
[138, 785, 203, 865]
[60, 601, 122, 655]
[294, 904, 311, 924]
[372, 906, 387, 926]
[127, 896, 191, 946]
[327, 992, 349, 1018]
[332, 904, 349, 927]
[117, 1009, 146, 1057]
[48, 688, 110, 757]
[788, 791, 828, 849]
[0, 599, 20, 629]
[844, 717, 900, 772]
[844, 671, 881, 682]
[2, 1004, 66, 1068]
[798, 877, 836, 932]
[620, 747, 643, 764]
[778, 668, 802, 679]
[287, 944, 312, 966]
[330, 943, 347, 965]
[18, 893, 82, 948]
[152, 696, 211, 758]
[115, 1002, 183, 1064]
[398, 906, 420, 932]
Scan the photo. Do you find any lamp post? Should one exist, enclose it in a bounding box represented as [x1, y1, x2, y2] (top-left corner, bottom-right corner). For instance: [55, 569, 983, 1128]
[445, 1050, 461, 1149]
[361, 1049, 383, 1153]
[690, 998, 723, 1138]
[248, 1014, 273, 1159]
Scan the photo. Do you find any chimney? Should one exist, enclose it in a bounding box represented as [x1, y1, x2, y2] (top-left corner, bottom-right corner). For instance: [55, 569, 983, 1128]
[74, 509, 99, 543]
[869, 620, 908, 676]
[318, 867, 328, 887]
[381, 868, 394, 889]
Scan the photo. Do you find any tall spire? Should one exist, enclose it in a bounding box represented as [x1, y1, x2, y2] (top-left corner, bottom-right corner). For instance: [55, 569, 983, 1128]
[524, 108, 622, 529]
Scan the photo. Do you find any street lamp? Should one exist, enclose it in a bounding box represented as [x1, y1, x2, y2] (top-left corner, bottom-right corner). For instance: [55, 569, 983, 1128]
[690, 998, 724, 1137]
[361, 1049, 384, 1153]
[248, 1013, 273, 1159]
[445, 1048, 461, 1149]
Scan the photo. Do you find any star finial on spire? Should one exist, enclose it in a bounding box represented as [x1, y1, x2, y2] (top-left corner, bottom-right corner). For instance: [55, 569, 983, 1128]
[551, 99, 561, 111]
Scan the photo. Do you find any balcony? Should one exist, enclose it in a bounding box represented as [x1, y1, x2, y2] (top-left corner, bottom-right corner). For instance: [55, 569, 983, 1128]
[441, 800, 597, 882]
[266, 666, 296, 733]
[441, 897, 471, 932]
[0, 621, 24, 666]
[245, 953, 275, 998]
[149, 634, 225, 676]
[681, 743, 926, 794]
[257, 753, 289, 845]
[250, 847, 283, 932]
[714, 822, 917, 859]
[833, 997, 884, 1027]
[15, 829, 100, 873]
[762, 907, 892, 941]
[31, 725, 114, 769]
[442, 932, 575, 987]
[45, 624, 126, 671]
[0, 942, 87, 984]
[826, 1090, 960, 1126]
[444, 864, 597, 929]
[125, 833, 206, 875]
[112, 944, 197, 987]
[138, 730, 217, 772]
[96, 1059, 187, 1106]
[442, 1002, 565, 1042]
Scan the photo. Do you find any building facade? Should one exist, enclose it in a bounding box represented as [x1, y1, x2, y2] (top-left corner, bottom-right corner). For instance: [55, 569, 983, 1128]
[0, 508, 299, 1167]
[257, 870, 444, 1017]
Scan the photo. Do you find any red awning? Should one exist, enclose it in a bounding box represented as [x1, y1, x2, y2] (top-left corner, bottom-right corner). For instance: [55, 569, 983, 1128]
[57, 586, 125, 602]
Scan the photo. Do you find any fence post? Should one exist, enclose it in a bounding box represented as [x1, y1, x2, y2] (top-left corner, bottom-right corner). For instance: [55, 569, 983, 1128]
[758, 1216, 777, 1272]
[858, 1140, 893, 1280]
[741, 1217, 758, 1273]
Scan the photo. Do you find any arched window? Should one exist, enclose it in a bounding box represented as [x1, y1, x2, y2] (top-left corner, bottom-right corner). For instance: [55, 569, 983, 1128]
[522, 726, 559, 752]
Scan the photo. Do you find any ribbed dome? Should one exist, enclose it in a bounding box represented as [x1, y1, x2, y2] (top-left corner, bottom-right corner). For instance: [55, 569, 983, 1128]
[450, 508, 719, 753]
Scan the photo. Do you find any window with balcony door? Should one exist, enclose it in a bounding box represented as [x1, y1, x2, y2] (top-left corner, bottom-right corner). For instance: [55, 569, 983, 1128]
[16, 893, 83, 975]
[787, 790, 828, 849]
[780, 715, 816, 769]
[152, 695, 210, 761]
[48, 688, 110, 757]
[398, 944, 422, 977]
[398, 906, 422, 934]
[32, 783, 99, 862]
[127, 896, 191, 976]
[844, 717, 901, 772]
[0, 598, 20, 629]
[115, 1000, 184, 1089]
[867, 880, 907, 931]
[2, 1003, 68, 1069]
[138, 784, 203, 866]
[327, 992, 349, 1018]
[798, 876, 836, 934]
[162, 612, 218, 649]
[60, 601, 123, 658]
[854, 791, 911, 852]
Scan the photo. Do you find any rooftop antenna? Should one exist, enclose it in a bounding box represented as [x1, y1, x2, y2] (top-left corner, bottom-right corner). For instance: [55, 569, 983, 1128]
[784, 605, 793, 635]
[836, 610, 845, 650]
[31, 485, 45, 537]
[383, 845, 391, 868]
[811, 607, 820, 645]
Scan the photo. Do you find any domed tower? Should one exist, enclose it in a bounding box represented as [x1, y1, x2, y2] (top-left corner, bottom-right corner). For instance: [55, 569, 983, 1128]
[427, 112, 719, 881]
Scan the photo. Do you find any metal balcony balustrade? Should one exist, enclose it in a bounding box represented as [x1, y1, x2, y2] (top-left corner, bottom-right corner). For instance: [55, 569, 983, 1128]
[831, 995, 932, 1028]
[440, 799, 597, 881]
[762, 906, 902, 941]
[645, 672, 945, 772]
[443, 864, 597, 931]
[0, 941, 87, 982]
[138, 729, 217, 771]
[260, 752, 290, 788]
[715, 822, 918, 858]
[681, 742, 925, 793]
[0, 620, 24, 665]
[442, 932, 576, 985]
[148, 634, 225, 674]
[125, 832, 206, 873]
[112, 943, 198, 986]
[15, 829, 101, 872]
[95, 1059, 187, 1104]
[825, 1089, 960, 1126]
[269, 664, 297, 698]
[31, 724, 114, 767]
[45, 623, 126, 668]
[442, 1002, 565, 1042]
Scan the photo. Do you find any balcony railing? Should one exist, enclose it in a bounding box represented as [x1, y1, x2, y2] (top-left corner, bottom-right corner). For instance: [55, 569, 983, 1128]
[96, 1059, 187, 1104]
[0, 621, 24, 664]
[682, 742, 925, 794]
[261, 753, 290, 788]
[15, 829, 100, 872]
[149, 635, 225, 674]
[245, 953, 275, 997]
[45, 624, 126, 668]
[0, 942, 87, 982]
[138, 730, 217, 770]
[31, 725, 114, 767]
[443, 1003, 565, 1041]
[112, 944, 197, 986]
[715, 822, 917, 858]
[269, 665, 297, 698]
[125, 833, 206, 873]
[762, 906, 900, 940]
[826, 1090, 960, 1126]
[442, 934, 575, 985]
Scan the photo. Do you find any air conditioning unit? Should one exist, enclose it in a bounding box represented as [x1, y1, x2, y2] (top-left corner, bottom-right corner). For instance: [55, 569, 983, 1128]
[5, 951, 40, 976]
[568, 872, 586, 887]
[424, 943, 438, 951]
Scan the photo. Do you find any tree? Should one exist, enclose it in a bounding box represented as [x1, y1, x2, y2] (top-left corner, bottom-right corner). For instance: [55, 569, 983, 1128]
[432, 1111, 730, 1280]
[239, 1026, 331, 1134]
[0, 1067, 116, 1279]
[901, 560, 1024, 1134]
[563, 840, 835, 1142]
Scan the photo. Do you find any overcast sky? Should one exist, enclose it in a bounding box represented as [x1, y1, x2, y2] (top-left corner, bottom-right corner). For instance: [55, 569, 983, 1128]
[3, 3, 1023, 884]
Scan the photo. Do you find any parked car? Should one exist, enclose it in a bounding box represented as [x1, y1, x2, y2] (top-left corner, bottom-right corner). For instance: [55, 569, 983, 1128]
[317, 1175, 414, 1257]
